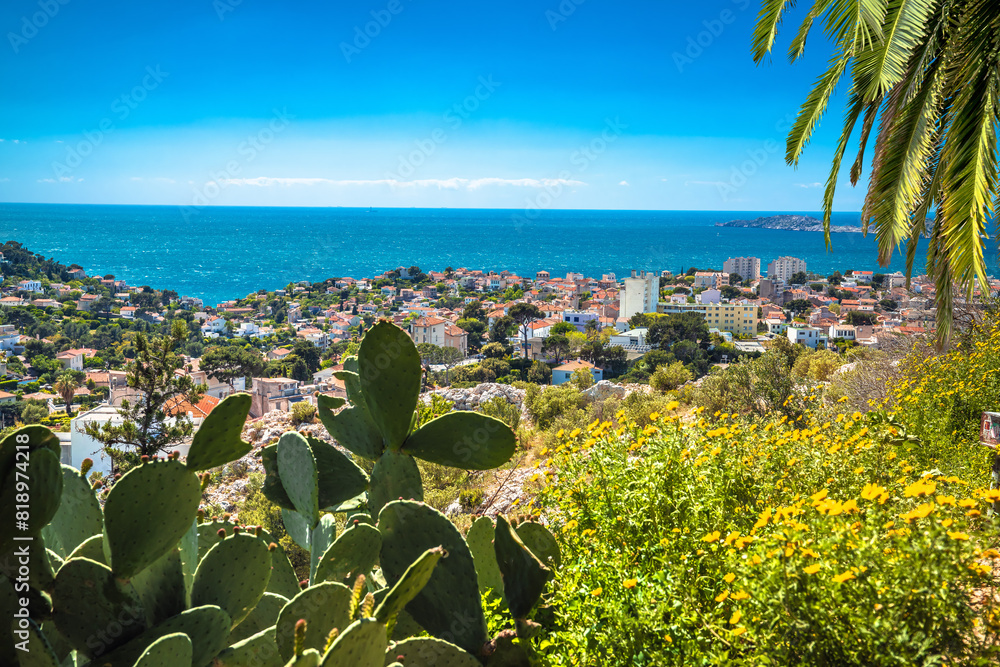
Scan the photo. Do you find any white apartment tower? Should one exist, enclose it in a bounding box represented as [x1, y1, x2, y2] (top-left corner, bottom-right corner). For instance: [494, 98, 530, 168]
[621, 271, 659, 320]
[723, 257, 761, 282]
[767, 256, 807, 282]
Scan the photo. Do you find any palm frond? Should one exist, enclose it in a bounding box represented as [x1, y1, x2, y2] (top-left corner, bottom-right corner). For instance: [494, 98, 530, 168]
[753, 0, 797, 62]
[787, 52, 851, 165]
[821, 90, 868, 248]
[854, 0, 936, 100]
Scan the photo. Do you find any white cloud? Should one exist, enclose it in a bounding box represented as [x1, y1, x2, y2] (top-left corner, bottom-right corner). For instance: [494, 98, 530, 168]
[618, 180, 630, 186]
[795, 182, 822, 188]
[130, 177, 143, 181]
[213, 176, 587, 190]
[37, 177, 82, 183]
[0, 178, 9, 182]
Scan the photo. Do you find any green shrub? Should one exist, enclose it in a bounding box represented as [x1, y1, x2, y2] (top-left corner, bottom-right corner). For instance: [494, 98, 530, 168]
[479, 396, 521, 431]
[650, 361, 693, 392]
[569, 368, 595, 391]
[290, 400, 316, 425]
[534, 404, 999, 666]
[524, 385, 587, 430]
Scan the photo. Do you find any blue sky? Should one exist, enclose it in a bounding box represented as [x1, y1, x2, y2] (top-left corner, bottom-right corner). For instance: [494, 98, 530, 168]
[0, 0, 861, 210]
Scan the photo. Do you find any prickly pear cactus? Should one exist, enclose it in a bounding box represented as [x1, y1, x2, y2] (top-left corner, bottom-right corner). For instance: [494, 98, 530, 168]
[51, 557, 147, 657]
[104, 458, 201, 580]
[192, 532, 273, 628]
[378, 500, 488, 654]
[185, 393, 252, 471]
[494, 516, 550, 620]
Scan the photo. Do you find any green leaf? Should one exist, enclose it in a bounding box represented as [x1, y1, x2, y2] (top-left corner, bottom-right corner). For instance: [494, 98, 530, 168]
[404, 412, 516, 470]
[358, 321, 422, 450]
[494, 516, 550, 619]
[277, 432, 320, 527]
[185, 393, 252, 471]
[104, 459, 201, 580]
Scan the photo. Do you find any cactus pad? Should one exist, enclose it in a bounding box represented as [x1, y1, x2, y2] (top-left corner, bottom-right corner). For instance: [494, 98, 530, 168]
[466, 516, 504, 600]
[193, 533, 272, 628]
[130, 547, 186, 626]
[494, 516, 550, 619]
[516, 521, 561, 570]
[357, 321, 422, 451]
[227, 592, 287, 645]
[314, 523, 382, 585]
[303, 434, 370, 509]
[368, 449, 423, 517]
[197, 520, 299, 600]
[0, 425, 60, 481]
[373, 547, 443, 624]
[310, 514, 338, 585]
[89, 605, 232, 667]
[16, 619, 60, 667]
[275, 581, 352, 661]
[215, 626, 284, 667]
[41, 464, 103, 559]
[378, 501, 487, 654]
[0, 447, 62, 556]
[318, 400, 383, 461]
[133, 632, 192, 667]
[277, 432, 320, 527]
[260, 444, 294, 509]
[104, 458, 201, 580]
[386, 637, 482, 667]
[65, 533, 106, 565]
[51, 557, 147, 657]
[185, 393, 252, 471]
[404, 412, 516, 470]
[318, 617, 386, 667]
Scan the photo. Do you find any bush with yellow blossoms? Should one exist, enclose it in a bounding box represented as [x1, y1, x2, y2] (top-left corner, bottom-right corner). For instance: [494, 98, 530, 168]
[529, 397, 1000, 666]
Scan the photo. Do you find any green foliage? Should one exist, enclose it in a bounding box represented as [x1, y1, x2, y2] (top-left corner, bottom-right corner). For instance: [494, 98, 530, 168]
[524, 384, 587, 430]
[568, 367, 594, 391]
[650, 361, 693, 392]
[535, 401, 999, 665]
[479, 396, 521, 431]
[291, 401, 317, 425]
[84, 319, 206, 458]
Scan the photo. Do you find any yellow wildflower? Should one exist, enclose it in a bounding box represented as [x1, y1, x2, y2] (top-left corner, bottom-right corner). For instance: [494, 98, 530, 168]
[723, 572, 736, 584]
[623, 578, 638, 589]
[832, 571, 856, 583]
[803, 564, 821, 575]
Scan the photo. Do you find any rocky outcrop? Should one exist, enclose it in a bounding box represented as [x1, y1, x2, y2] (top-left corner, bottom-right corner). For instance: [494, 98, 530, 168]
[422, 383, 526, 411]
[582, 380, 652, 400]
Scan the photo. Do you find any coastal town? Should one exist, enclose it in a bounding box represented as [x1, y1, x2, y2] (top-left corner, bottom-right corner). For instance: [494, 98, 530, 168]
[0, 238, 997, 473]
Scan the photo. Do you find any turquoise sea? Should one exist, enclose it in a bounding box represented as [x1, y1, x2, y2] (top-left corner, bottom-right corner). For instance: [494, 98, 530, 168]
[0, 204, 995, 307]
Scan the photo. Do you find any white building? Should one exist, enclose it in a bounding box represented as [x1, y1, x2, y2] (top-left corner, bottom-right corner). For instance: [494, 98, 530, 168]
[0, 325, 20, 352]
[18, 279, 42, 293]
[723, 257, 761, 282]
[620, 271, 659, 321]
[767, 256, 807, 282]
[787, 325, 823, 349]
[69, 406, 196, 476]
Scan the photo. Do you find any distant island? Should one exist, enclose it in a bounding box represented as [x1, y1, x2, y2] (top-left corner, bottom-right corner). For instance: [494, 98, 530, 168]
[716, 214, 862, 233]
